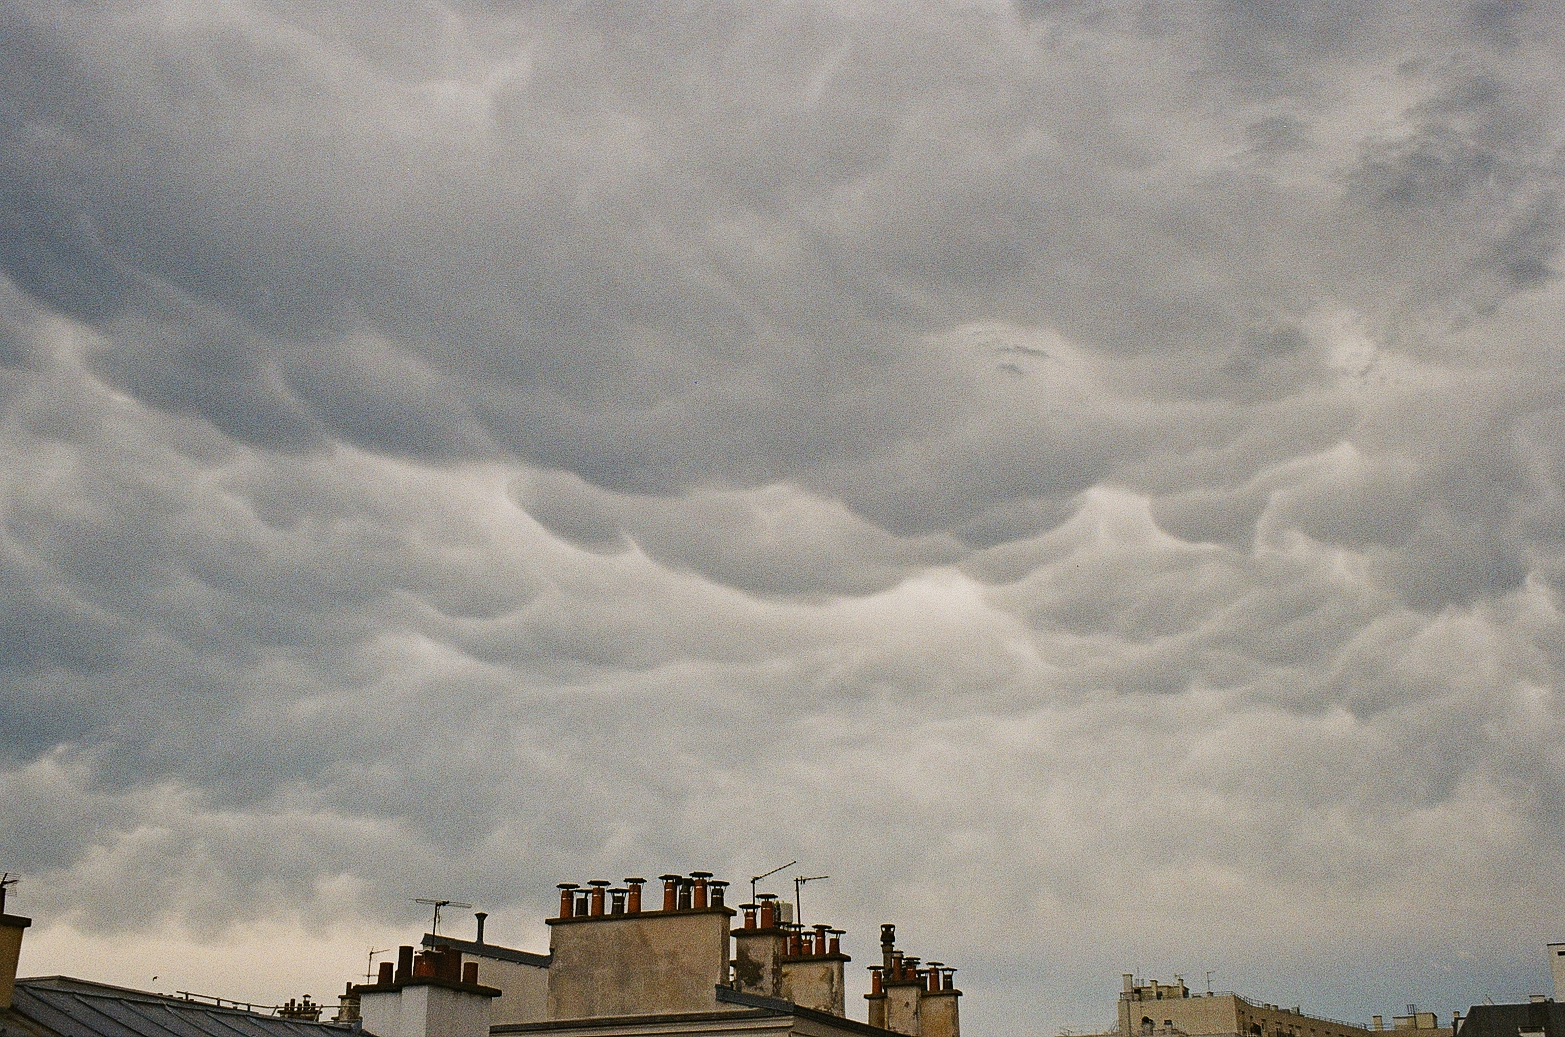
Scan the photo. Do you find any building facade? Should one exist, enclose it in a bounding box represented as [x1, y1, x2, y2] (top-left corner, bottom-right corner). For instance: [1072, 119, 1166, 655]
[1117, 976, 1372, 1037]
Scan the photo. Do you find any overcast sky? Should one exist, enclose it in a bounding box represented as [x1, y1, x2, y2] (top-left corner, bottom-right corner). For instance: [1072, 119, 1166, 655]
[4, 0, 1565, 1033]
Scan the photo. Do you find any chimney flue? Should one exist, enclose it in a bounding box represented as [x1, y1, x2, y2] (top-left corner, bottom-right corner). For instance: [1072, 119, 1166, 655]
[710, 880, 728, 909]
[610, 888, 627, 915]
[626, 878, 645, 914]
[742, 904, 758, 929]
[377, 961, 393, 985]
[691, 871, 711, 909]
[558, 883, 579, 919]
[395, 946, 414, 984]
[759, 894, 777, 929]
[475, 911, 487, 944]
[659, 875, 681, 912]
[677, 878, 694, 911]
[829, 929, 843, 955]
[462, 962, 479, 985]
[588, 880, 609, 917]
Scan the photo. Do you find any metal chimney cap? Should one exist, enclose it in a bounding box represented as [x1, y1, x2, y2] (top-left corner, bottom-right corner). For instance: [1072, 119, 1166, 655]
[587, 879, 612, 887]
[689, 870, 713, 879]
[624, 877, 647, 884]
[556, 882, 580, 890]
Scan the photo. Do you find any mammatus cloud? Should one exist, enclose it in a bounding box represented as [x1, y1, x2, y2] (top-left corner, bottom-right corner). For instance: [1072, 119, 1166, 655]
[4, 1, 1565, 1034]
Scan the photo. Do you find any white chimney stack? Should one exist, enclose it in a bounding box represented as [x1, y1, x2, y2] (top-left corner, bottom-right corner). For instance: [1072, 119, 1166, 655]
[1548, 943, 1565, 1003]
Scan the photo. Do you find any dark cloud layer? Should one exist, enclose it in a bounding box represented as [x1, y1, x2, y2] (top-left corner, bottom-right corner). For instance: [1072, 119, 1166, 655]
[4, 1, 1565, 1034]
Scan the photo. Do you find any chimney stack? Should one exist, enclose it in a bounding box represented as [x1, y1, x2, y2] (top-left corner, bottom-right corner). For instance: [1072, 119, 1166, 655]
[660, 875, 680, 912]
[865, 922, 959, 1037]
[474, 911, 487, 944]
[547, 869, 734, 1020]
[1550, 943, 1565, 1004]
[0, 882, 31, 1011]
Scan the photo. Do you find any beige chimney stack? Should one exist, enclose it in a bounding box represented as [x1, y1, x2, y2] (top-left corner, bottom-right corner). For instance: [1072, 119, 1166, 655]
[0, 881, 31, 1011]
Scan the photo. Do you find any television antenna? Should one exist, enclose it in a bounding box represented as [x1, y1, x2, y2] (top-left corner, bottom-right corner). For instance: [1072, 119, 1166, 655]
[365, 947, 391, 982]
[793, 874, 828, 927]
[750, 860, 797, 907]
[0, 873, 17, 915]
[414, 898, 471, 935]
[1204, 971, 1213, 995]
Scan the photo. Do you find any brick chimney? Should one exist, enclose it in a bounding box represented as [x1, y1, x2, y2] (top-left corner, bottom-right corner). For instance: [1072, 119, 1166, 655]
[0, 878, 32, 1011]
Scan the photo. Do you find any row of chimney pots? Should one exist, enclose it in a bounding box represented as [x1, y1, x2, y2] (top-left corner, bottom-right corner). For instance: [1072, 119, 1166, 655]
[369, 945, 481, 987]
[868, 957, 958, 994]
[555, 874, 848, 956]
[556, 873, 729, 917]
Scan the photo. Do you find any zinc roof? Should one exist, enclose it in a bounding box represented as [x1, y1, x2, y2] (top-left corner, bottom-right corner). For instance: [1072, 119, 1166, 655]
[7, 979, 367, 1037]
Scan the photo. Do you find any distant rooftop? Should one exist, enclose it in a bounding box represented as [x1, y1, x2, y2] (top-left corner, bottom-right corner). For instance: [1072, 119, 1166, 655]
[6, 977, 367, 1037]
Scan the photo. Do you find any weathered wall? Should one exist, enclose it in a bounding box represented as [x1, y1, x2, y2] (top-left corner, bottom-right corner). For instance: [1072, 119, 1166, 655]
[464, 957, 547, 1026]
[867, 993, 888, 1029]
[546, 909, 732, 1020]
[885, 982, 921, 1037]
[920, 991, 960, 1037]
[0, 916, 27, 1010]
[1121, 993, 1239, 1036]
[778, 957, 846, 1017]
[733, 929, 789, 999]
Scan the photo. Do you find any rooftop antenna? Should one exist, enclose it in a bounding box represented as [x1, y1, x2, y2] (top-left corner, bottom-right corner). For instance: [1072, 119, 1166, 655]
[1205, 971, 1213, 996]
[414, 898, 471, 936]
[365, 947, 391, 983]
[750, 860, 797, 908]
[793, 874, 828, 928]
[0, 873, 16, 915]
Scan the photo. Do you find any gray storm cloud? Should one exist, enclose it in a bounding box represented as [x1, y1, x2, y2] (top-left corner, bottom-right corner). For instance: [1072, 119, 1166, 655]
[3, 1, 1565, 1035]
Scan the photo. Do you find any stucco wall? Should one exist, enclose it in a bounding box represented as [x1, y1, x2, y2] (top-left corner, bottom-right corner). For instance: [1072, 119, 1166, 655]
[360, 984, 493, 1037]
[463, 956, 547, 1026]
[921, 991, 960, 1037]
[546, 909, 732, 1020]
[778, 957, 846, 1016]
